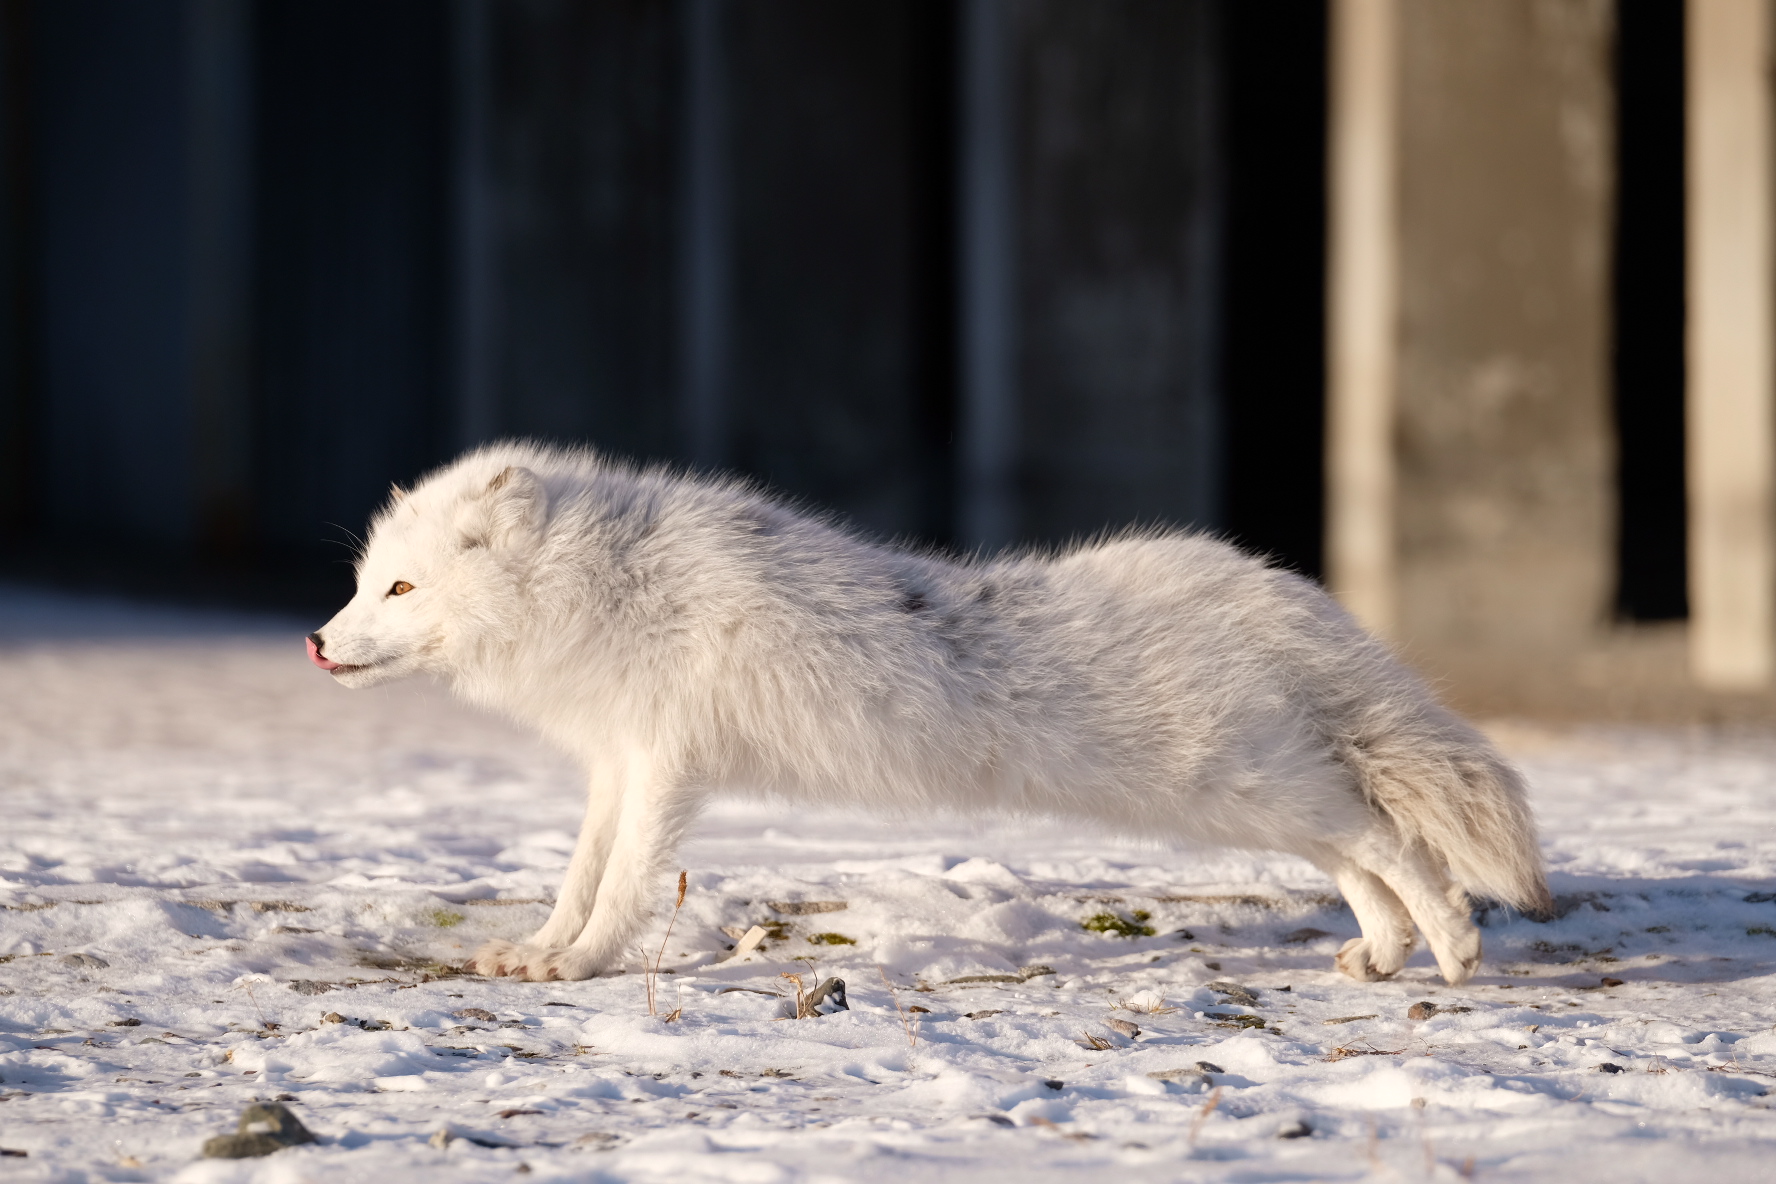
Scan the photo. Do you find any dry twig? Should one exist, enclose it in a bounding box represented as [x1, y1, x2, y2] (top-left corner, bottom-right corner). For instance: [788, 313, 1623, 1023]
[1188, 1087, 1222, 1147]
[644, 871, 689, 1019]
[879, 965, 918, 1048]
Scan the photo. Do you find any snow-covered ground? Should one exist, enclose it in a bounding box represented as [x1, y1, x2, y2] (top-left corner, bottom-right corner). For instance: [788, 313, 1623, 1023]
[3, 584, 1776, 1182]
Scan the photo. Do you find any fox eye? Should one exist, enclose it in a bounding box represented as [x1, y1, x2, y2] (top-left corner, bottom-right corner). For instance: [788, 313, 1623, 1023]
[388, 580, 414, 596]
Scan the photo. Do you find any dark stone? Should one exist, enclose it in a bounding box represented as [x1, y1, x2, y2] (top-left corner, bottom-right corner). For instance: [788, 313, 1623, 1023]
[201, 1102, 317, 1159]
[1194, 1061, 1225, 1075]
[1207, 981, 1258, 1006]
[452, 1008, 497, 1022]
[1598, 1063, 1624, 1074]
[1277, 1120, 1312, 1138]
[286, 980, 332, 996]
[1601, 977, 1624, 988]
[1043, 1079, 1064, 1090]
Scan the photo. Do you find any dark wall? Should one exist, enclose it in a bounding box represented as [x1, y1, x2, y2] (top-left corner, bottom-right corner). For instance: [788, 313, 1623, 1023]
[255, 0, 451, 554]
[34, 0, 193, 545]
[0, 0, 1336, 608]
[485, 0, 677, 458]
[1015, 0, 1224, 542]
[727, 0, 955, 542]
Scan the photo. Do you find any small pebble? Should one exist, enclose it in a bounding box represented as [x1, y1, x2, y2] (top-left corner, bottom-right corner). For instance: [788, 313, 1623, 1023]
[1043, 1079, 1064, 1090]
[1601, 977, 1624, 988]
[1277, 1120, 1312, 1138]
[201, 1102, 316, 1159]
[1598, 1063, 1624, 1074]
[453, 1008, 497, 1022]
[287, 981, 332, 996]
[1107, 1019, 1140, 1038]
[1407, 1001, 1439, 1020]
[1207, 981, 1258, 1007]
[1195, 1061, 1225, 1075]
[57, 953, 108, 970]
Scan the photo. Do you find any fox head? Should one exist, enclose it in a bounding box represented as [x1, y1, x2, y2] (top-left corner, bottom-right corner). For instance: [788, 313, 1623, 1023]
[308, 463, 547, 689]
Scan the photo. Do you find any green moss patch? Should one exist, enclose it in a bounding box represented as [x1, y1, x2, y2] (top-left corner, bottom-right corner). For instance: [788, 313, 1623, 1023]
[1082, 910, 1156, 938]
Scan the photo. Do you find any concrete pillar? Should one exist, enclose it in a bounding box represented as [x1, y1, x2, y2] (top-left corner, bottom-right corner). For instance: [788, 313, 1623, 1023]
[1326, 0, 1400, 637]
[1326, 0, 1617, 672]
[1687, 0, 1776, 690]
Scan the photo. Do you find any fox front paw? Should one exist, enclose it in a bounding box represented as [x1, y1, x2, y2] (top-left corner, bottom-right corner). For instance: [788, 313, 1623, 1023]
[466, 939, 602, 981]
[468, 939, 557, 980]
[1335, 937, 1404, 982]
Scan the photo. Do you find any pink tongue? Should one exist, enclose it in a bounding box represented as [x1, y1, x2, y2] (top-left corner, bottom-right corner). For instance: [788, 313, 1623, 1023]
[306, 635, 342, 671]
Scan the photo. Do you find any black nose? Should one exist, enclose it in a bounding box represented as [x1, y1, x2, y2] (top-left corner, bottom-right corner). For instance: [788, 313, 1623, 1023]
[307, 632, 324, 650]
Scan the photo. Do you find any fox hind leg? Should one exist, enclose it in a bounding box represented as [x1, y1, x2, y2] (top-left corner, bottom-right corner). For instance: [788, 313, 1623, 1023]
[1318, 859, 1416, 981]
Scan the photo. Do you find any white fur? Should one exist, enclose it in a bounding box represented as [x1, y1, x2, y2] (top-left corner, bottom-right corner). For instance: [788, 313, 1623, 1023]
[313, 443, 1551, 986]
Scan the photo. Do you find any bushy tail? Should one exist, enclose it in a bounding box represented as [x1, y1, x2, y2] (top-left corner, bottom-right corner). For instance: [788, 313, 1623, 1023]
[1339, 713, 1553, 917]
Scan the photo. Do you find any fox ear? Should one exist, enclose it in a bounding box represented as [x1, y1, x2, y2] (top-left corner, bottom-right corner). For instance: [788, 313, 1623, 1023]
[457, 465, 545, 549]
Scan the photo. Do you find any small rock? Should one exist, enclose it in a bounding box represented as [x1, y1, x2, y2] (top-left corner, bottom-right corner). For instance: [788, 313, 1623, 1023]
[1282, 928, 1330, 944]
[974, 1113, 1015, 1127]
[1598, 1063, 1624, 1074]
[57, 953, 108, 970]
[1207, 981, 1257, 1007]
[201, 1102, 317, 1159]
[453, 1008, 497, 1022]
[1407, 1001, 1439, 1021]
[1043, 1079, 1064, 1090]
[321, 1012, 347, 1024]
[1277, 1120, 1312, 1139]
[1601, 977, 1624, 988]
[1017, 963, 1056, 979]
[775, 977, 848, 1019]
[908, 1005, 931, 1014]
[1195, 1061, 1225, 1075]
[109, 1018, 140, 1027]
[287, 980, 332, 996]
[964, 1010, 1004, 1020]
[0, 1149, 26, 1158]
[1174, 928, 1196, 940]
[1107, 1018, 1141, 1038]
[765, 900, 848, 915]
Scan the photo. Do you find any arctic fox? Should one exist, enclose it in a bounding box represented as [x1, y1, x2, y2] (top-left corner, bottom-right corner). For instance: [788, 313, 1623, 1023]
[308, 443, 1550, 986]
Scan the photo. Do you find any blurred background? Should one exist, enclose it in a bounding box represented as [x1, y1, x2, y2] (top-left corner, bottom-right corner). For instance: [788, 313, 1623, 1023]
[0, 0, 1766, 722]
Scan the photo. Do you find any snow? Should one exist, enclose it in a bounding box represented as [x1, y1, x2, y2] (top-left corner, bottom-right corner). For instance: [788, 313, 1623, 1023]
[2, 582, 1776, 1181]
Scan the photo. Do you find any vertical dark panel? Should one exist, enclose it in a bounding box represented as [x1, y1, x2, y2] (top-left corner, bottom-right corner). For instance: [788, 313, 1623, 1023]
[1220, 0, 1327, 578]
[255, 1, 449, 552]
[1613, 0, 1687, 620]
[905, 0, 959, 545]
[1015, 0, 1223, 543]
[33, 0, 192, 544]
[486, 0, 676, 458]
[727, 0, 950, 541]
[0, 0, 32, 539]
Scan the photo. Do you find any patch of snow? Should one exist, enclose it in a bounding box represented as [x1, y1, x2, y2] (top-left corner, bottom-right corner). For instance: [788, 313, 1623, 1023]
[1, 585, 1775, 1180]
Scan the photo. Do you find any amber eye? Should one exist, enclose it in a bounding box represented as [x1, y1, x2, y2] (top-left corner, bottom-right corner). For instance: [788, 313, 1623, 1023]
[388, 580, 414, 596]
